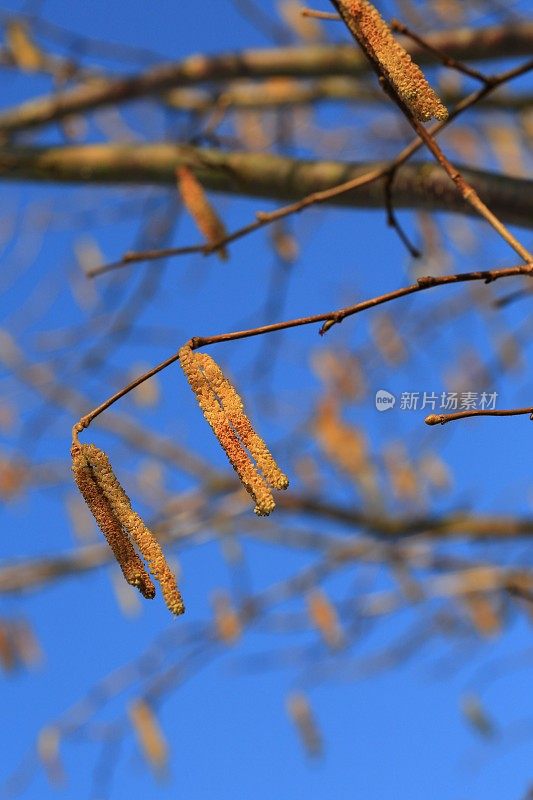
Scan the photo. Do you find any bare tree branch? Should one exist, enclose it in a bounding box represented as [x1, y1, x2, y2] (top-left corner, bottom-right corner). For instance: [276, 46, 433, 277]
[0, 22, 531, 134]
[0, 143, 532, 228]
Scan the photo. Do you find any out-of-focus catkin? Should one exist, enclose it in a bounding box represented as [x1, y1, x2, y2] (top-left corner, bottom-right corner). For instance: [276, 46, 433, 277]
[177, 165, 228, 260]
[71, 444, 156, 599]
[82, 444, 184, 616]
[179, 345, 287, 516]
[212, 591, 242, 643]
[37, 727, 65, 787]
[338, 0, 448, 122]
[461, 591, 501, 638]
[286, 692, 322, 757]
[307, 589, 343, 649]
[129, 699, 168, 774]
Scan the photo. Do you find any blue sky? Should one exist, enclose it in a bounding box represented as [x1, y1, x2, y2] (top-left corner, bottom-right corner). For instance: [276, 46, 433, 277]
[1, 1, 533, 799]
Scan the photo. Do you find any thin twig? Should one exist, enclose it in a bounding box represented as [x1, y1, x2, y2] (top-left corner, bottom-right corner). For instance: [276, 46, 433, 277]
[390, 19, 490, 83]
[425, 407, 533, 426]
[384, 169, 421, 257]
[74, 260, 533, 434]
[301, 8, 340, 21]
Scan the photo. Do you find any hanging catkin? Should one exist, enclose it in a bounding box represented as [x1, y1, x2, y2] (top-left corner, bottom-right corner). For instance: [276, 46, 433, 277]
[197, 353, 289, 490]
[177, 166, 229, 260]
[336, 1, 448, 122]
[178, 345, 287, 515]
[71, 444, 155, 599]
[82, 444, 185, 616]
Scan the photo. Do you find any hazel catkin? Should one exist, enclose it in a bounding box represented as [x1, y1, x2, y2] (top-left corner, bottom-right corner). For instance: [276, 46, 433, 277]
[197, 353, 289, 490]
[338, 0, 448, 122]
[82, 444, 185, 615]
[71, 444, 155, 599]
[177, 165, 228, 260]
[178, 345, 285, 515]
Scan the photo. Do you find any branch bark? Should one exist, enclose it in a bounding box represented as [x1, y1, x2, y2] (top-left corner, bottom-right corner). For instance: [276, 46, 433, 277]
[4, 498, 533, 594]
[1, 142, 532, 228]
[0, 22, 531, 134]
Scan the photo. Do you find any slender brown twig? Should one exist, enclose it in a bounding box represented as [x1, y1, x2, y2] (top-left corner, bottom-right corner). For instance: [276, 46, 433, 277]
[425, 408, 533, 426]
[301, 8, 340, 21]
[390, 19, 489, 83]
[73, 260, 533, 435]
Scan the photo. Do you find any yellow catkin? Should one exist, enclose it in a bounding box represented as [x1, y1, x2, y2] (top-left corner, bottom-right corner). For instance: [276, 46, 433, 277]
[212, 591, 242, 643]
[71, 445, 156, 599]
[340, 0, 448, 122]
[197, 353, 289, 490]
[129, 699, 168, 773]
[179, 345, 275, 515]
[6, 21, 43, 72]
[462, 592, 501, 638]
[177, 166, 229, 260]
[307, 589, 343, 649]
[82, 444, 184, 615]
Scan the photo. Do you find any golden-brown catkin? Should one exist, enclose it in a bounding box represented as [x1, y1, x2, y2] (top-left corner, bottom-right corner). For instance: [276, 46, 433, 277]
[177, 165, 229, 260]
[212, 591, 242, 644]
[71, 444, 156, 599]
[339, 0, 448, 122]
[82, 444, 185, 615]
[178, 345, 275, 515]
[307, 589, 343, 649]
[129, 699, 168, 774]
[197, 353, 289, 491]
[5, 20, 43, 72]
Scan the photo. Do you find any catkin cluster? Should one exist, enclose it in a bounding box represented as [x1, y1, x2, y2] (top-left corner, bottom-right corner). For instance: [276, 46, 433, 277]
[71, 443, 184, 615]
[179, 345, 288, 515]
[340, 0, 448, 122]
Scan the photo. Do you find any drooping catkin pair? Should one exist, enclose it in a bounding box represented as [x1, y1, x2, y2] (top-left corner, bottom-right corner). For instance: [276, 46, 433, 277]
[178, 345, 288, 515]
[337, 0, 448, 122]
[71, 442, 184, 615]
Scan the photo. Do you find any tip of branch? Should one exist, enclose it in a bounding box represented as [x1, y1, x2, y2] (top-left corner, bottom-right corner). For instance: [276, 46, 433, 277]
[425, 414, 444, 426]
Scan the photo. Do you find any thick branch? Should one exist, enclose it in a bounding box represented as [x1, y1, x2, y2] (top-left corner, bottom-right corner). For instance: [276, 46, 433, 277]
[0, 22, 531, 134]
[0, 143, 531, 228]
